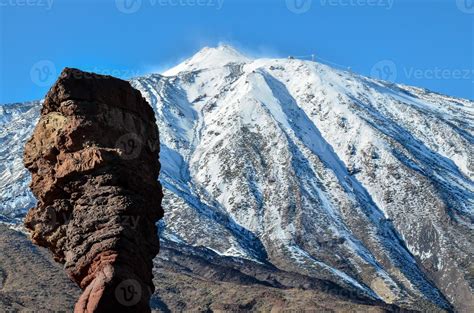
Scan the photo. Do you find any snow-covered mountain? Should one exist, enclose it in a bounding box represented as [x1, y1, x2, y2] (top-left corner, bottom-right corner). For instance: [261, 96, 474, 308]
[1, 45, 473, 311]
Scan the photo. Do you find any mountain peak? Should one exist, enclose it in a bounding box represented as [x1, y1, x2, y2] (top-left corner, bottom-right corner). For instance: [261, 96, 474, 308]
[163, 44, 251, 76]
[198, 44, 243, 54]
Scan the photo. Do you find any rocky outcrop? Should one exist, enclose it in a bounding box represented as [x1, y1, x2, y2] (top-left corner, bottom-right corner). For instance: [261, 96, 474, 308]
[23, 68, 163, 312]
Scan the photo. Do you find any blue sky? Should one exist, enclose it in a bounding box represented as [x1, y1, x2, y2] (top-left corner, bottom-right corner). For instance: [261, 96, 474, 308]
[0, 0, 472, 103]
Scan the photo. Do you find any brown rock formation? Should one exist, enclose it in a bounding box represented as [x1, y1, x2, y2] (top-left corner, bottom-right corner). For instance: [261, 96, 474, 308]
[23, 68, 163, 312]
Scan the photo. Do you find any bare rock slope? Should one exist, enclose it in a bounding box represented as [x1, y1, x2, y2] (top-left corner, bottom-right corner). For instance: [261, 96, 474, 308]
[0, 224, 79, 311]
[0, 225, 401, 312]
[22, 68, 163, 312]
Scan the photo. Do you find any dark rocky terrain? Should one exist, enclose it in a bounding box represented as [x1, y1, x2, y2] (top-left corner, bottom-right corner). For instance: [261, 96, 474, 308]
[22, 68, 163, 312]
[0, 224, 80, 311]
[0, 224, 406, 312]
[151, 240, 410, 312]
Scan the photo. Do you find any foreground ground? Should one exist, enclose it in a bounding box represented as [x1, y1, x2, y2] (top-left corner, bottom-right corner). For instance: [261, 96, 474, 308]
[0, 224, 407, 312]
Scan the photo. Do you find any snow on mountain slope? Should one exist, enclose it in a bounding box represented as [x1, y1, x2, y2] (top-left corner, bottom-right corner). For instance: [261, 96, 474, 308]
[163, 45, 250, 76]
[0, 102, 39, 222]
[1, 45, 473, 311]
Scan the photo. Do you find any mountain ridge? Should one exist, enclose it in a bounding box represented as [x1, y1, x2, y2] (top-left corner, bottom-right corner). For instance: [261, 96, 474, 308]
[1, 46, 473, 311]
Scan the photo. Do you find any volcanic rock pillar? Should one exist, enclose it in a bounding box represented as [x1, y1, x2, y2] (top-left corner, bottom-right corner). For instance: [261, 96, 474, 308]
[23, 68, 163, 312]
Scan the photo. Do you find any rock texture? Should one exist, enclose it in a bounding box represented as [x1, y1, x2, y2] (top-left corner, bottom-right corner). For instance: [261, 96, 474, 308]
[22, 68, 163, 312]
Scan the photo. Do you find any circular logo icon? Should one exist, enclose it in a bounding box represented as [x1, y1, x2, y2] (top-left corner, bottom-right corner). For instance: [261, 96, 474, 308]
[457, 0, 474, 13]
[370, 60, 397, 83]
[115, 133, 143, 160]
[286, 0, 312, 14]
[116, 0, 142, 14]
[115, 279, 142, 307]
[30, 60, 56, 87]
